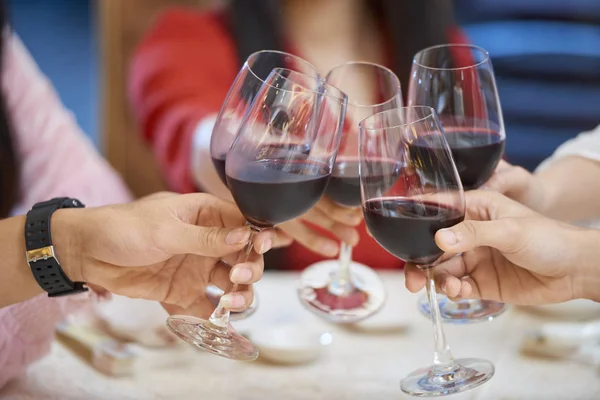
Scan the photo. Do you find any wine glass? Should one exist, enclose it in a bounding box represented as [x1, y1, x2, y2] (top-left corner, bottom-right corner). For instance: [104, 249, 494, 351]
[209, 51, 319, 319]
[210, 50, 320, 185]
[408, 44, 507, 323]
[298, 62, 402, 323]
[359, 106, 494, 396]
[168, 68, 348, 361]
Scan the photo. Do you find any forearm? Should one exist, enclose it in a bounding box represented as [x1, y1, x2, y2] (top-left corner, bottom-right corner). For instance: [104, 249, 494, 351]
[536, 156, 600, 221]
[0, 210, 81, 308]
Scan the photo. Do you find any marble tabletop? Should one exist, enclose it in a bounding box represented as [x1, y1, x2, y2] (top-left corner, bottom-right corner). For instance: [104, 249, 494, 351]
[2, 272, 600, 400]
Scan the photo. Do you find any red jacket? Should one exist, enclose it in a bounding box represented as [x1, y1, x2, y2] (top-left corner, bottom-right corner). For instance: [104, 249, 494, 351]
[129, 8, 469, 270]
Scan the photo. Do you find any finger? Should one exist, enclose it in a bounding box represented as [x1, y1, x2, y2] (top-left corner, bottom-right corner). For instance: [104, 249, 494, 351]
[435, 218, 524, 255]
[166, 224, 252, 257]
[230, 261, 264, 285]
[483, 163, 530, 196]
[210, 260, 255, 312]
[314, 197, 363, 226]
[271, 229, 294, 249]
[253, 228, 293, 253]
[253, 229, 275, 254]
[278, 220, 339, 257]
[220, 288, 253, 312]
[404, 264, 427, 293]
[301, 207, 360, 246]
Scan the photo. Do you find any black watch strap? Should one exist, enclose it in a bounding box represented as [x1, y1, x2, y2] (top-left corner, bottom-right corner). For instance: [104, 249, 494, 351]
[25, 197, 88, 297]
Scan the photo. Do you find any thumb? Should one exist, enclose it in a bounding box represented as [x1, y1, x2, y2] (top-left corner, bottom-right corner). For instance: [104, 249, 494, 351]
[167, 224, 251, 257]
[435, 219, 523, 254]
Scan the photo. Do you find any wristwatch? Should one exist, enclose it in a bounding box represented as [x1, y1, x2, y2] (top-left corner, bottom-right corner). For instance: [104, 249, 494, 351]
[25, 197, 88, 297]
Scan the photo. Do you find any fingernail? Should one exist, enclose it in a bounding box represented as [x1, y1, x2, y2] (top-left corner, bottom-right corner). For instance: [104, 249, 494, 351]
[438, 229, 458, 246]
[220, 293, 245, 309]
[441, 281, 448, 293]
[259, 238, 272, 254]
[231, 267, 252, 284]
[226, 228, 251, 245]
[322, 241, 339, 256]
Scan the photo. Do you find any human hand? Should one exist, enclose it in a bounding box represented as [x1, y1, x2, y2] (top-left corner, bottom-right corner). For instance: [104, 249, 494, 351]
[55, 192, 275, 318]
[483, 160, 548, 213]
[276, 196, 362, 257]
[404, 190, 600, 305]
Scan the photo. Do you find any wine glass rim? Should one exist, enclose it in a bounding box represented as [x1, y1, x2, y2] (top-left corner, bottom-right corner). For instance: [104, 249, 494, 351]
[413, 44, 490, 71]
[245, 50, 321, 82]
[359, 106, 437, 132]
[326, 61, 402, 108]
[267, 68, 348, 102]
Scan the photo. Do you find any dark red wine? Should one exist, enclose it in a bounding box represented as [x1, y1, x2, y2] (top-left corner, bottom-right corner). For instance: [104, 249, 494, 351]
[363, 198, 464, 265]
[227, 158, 330, 228]
[212, 143, 311, 186]
[410, 130, 505, 190]
[326, 160, 361, 207]
[211, 154, 228, 185]
[326, 159, 402, 207]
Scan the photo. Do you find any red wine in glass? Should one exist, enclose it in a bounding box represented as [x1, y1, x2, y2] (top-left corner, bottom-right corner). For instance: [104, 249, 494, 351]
[227, 155, 330, 228]
[363, 198, 464, 265]
[168, 68, 347, 361]
[298, 61, 403, 324]
[212, 142, 311, 187]
[325, 158, 362, 207]
[359, 106, 494, 397]
[410, 129, 505, 190]
[408, 44, 508, 324]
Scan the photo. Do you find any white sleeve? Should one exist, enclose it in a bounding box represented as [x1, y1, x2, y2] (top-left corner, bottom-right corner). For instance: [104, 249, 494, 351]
[536, 124, 600, 172]
[190, 115, 232, 200]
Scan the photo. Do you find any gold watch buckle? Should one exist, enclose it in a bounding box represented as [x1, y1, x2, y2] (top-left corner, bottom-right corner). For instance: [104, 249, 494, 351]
[27, 246, 56, 263]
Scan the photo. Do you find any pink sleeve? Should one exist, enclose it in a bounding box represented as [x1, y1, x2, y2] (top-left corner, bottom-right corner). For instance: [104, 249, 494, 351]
[4, 33, 133, 214]
[0, 33, 130, 388]
[0, 291, 108, 388]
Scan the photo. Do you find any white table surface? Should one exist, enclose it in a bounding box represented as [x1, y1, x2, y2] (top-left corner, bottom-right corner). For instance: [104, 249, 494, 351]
[2, 272, 600, 400]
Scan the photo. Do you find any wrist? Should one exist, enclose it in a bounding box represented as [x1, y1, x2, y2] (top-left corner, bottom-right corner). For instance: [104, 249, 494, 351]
[52, 208, 85, 283]
[571, 228, 600, 302]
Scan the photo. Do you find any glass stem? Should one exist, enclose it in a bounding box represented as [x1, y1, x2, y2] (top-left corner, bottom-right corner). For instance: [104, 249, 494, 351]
[208, 227, 258, 329]
[425, 267, 456, 373]
[329, 242, 353, 296]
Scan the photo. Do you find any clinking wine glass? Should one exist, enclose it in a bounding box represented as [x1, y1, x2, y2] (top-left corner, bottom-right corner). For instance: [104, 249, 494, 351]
[408, 44, 507, 323]
[359, 106, 494, 396]
[298, 62, 402, 323]
[168, 68, 348, 361]
[209, 51, 319, 320]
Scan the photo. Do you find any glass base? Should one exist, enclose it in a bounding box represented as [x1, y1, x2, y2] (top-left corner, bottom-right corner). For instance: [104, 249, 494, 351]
[298, 260, 386, 324]
[401, 358, 494, 397]
[166, 315, 258, 361]
[206, 285, 258, 321]
[418, 294, 507, 324]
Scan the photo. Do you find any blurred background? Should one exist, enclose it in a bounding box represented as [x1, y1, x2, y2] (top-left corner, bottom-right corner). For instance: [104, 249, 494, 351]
[10, 0, 600, 196]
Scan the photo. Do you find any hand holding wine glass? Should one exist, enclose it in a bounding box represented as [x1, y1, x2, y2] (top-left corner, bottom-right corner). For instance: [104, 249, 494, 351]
[359, 106, 494, 397]
[169, 68, 348, 361]
[404, 189, 597, 305]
